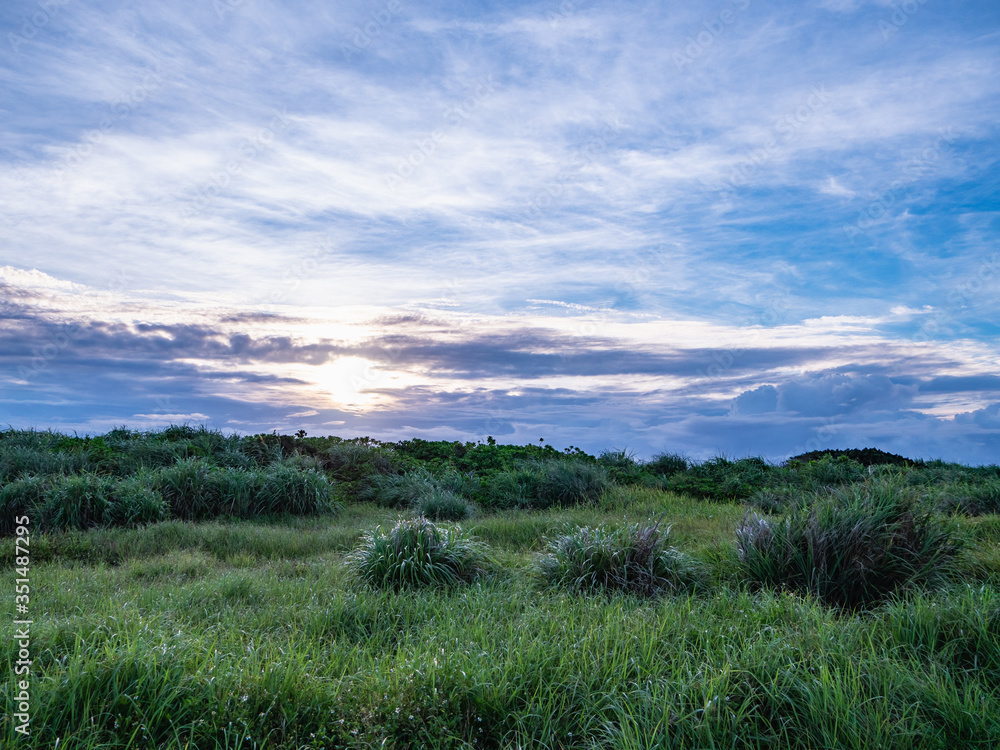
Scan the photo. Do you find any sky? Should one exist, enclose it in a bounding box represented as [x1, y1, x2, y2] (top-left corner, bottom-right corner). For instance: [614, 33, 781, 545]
[1, 0, 999, 463]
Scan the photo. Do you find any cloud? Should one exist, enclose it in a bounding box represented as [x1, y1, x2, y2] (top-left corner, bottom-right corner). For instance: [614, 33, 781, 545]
[955, 402, 1000, 429]
[1, 0, 999, 463]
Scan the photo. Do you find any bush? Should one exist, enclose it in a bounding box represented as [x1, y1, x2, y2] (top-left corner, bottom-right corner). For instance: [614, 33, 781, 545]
[360, 470, 443, 509]
[150, 459, 219, 520]
[151, 460, 337, 520]
[668, 456, 771, 500]
[645, 451, 688, 478]
[937, 479, 1000, 516]
[785, 447, 917, 468]
[102, 476, 169, 528]
[40, 474, 114, 531]
[0, 476, 49, 535]
[598, 448, 644, 483]
[536, 459, 610, 508]
[537, 522, 702, 597]
[347, 517, 488, 589]
[736, 479, 963, 608]
[415, 488, 473, 521]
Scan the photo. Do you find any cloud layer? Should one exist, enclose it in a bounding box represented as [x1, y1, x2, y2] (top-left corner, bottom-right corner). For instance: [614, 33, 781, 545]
[2, 0, 999, 462]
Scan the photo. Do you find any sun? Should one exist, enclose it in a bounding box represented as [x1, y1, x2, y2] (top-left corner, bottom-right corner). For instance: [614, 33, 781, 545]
[313, 357, 383, 407]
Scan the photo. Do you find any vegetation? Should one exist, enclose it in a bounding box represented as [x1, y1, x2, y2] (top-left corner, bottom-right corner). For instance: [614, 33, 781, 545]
[537, 521, 702, 596]
[737, 477, 964, 608]
[346, 516, 488, 589]
[1, 425, 1000, 747]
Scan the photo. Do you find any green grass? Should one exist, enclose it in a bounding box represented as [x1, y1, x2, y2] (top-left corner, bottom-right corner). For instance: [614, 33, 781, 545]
[536, 521, 702, 596]
[2, 427, 1000, 747]
[346, 516, 489, 589]
[2, 489, 999, 749]
[737, 477, 964, 608]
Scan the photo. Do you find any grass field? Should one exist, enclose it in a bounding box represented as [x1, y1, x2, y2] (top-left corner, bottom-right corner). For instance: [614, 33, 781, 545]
[2, 428, 999, 748]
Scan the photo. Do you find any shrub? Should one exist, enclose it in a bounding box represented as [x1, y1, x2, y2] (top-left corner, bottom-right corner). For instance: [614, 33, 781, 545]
[40, 474, 114, 531]
[536, 459, 611, 508]
[103, 476, 169, 528]
[645, 451, 688, 478]
[478, 467, 542, 510]
[0, 476, 50, 535]
[598, 448, 644, 483]
[537, 522, 702, 597]
[736, 479, 963, 608]
[415, 488, 472, 521]
[937, 479, 1000, 516]
[347, 517, 488, 589]
[360, 470, 443, 509]
[259, 464, 337, 516]
[150, 459, 220, 520]
[785, 447, 917, 468]
[668, 456, 771, 500]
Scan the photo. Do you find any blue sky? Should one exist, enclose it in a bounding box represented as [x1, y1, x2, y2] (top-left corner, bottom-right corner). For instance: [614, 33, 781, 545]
[2, 0, 999, 462]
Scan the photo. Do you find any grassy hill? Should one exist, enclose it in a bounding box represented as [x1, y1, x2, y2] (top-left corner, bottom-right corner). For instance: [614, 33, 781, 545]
[2, 426, 999, 748]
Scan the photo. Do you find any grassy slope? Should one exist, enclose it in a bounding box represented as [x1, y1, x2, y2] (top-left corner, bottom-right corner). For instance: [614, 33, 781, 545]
[2, 490, 999, 749]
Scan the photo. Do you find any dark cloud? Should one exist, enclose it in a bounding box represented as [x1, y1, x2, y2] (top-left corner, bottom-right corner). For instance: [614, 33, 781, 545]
[922, 375, 1000, 393]
[731, 385, 779, 415]
[955, 402, 1000, 429]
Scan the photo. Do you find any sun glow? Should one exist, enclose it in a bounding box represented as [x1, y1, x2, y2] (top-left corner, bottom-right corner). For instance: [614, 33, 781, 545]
[313, 357, 384, 408]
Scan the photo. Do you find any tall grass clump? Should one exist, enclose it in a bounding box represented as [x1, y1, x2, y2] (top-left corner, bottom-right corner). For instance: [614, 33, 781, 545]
[537, 522, 701, 596]
[645, 451, 688, 477]
[360, 470, 443, 508]
[360, 469, 473, 520]
[100, 476, 169, 528]
[151, 459, 337, 520]
[668, 455, 771, 500]
[149, 458, 220, 520]
[937, 479, 1000, 516]
[259, 463, 338, 516]
[414, 488, 473, 521]
[598, 448, 645, 483]
[347, 517, 488, 588]
[0, 476, 49, 534]
[537, 458, 610, 507]
[39, 473, 114, 530]
[736, 478, 964, 608]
